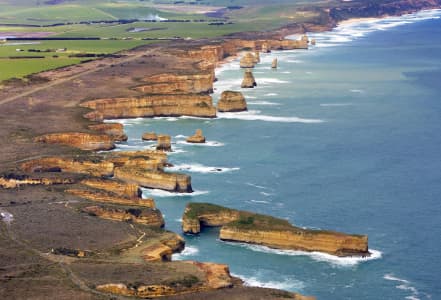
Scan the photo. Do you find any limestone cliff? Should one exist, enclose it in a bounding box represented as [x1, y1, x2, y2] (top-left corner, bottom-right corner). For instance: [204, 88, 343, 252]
[240, 52, 257, 68]
[106, 150, 168, 167]
[217, 91, 247, 112]
[241, 70, 257, 88]
[88, 123, 128, 142]
[270, 39, 308, 50]
[156, 135, 172, 152]
[114, 165, 192, 193]
[80, 178, 141, 199]
[142, 132, 158, 141]
[182, 203, 370, 257]
[34, 132, 115, 151]
[66, 188, 155, 208]
[81, 94, 217, 121]
[186, 129, 205, 144]
[21, 157, 114, 177]
[136, 73, 214, 94]
[0, 174, 76, 189]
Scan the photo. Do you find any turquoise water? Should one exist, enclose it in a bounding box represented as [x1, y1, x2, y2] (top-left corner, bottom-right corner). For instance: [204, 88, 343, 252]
[113, 9, 441, 300]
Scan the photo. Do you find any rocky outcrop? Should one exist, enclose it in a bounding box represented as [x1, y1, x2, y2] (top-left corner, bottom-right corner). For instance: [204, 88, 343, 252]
[80, 178, 141, 199]
[186, 129, 205, 144]
[66, 189, 156, 208]
[143, 243, 174, 262]
[21, 157, 114, 177]
[106, 150, 168, 167]
[310, 39, 316, 46]
[81, 95, 217, 121]
[254, 51, 260, 63]
[217, 91, 247, 112]
[272, 58, 278, 69]
[114, 165, 192, 193]
[241, 70, 256, 88]
[182, 203, 370, 257]
[185, 261, 234, 289]
[88, 123, 127, 142]
[239, 52, 256, 68]
[0, 174, 76, 189]
[34, 132, 115, 151]
[261, 42, 270, 53]
[82, 205, 164, 227]
[142, 132, 158, 141]
[135, 73, 214, 94]
[156, 135, 172, 152]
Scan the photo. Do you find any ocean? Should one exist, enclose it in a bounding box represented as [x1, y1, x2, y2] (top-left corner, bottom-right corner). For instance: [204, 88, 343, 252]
[111, 9, 441, 300]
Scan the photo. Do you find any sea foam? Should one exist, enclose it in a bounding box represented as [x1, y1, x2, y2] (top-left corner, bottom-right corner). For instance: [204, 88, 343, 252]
[166, 163, 239, 174]
[231, 273, 305, 291]
[384, 274, 421, 300]
[172, 246, 200, 260]
[217, 110, 324, 123]
[141, 188, 209, 198]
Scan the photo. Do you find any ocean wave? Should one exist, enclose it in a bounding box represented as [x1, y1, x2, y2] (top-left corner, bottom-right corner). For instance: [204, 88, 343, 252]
[167, 148, 187, 155]
[141, 188, 209, 197]
[247, 100, 281, 106]
[217, 110, 324, 123]
[174, 134, 187, 139]
[166, 163, 239, 174]
[246, 95, 257, 99]
[248, 199, 271, 204]
[320, 103, 354, 107]
[172, 246, 200, 260]
[350, 89, 364, 93]
[384, 274, 420, 300]
[224, 242, 382, 267]
[176, 140, 224, 147]
[245, 182, 269, 189]
[232, 273, 305, 291]
[264, 93, 279, 96]
[258, 78, 289, 84]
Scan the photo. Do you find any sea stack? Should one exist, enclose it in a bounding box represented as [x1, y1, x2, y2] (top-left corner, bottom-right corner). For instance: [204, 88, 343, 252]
[217, 91, 247, 112]
[254, 51, 260, 63]
[240, 52, 256, 68]
[142, 132, 158, 141]
[301, 34, 309, 43]
[261, 42, 270, 53]
[156, 135, 171, 151]
[241, 70, 256, 88]
[186, 129, 206, 144]
[311, 39, 316, 45]
[271, 58, 278, 69]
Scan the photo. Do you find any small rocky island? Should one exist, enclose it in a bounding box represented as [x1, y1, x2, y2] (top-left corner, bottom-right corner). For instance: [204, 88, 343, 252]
[182, 203, 370, 257]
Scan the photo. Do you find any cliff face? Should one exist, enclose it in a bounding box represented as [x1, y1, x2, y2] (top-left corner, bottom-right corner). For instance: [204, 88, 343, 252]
[21, 157, 114, 177]
[88, 123, 128, 142]
[217, 91, 247, 112]
[80, 178, 141, 199]
[136, 73, 214, 94]
[81, 95, 217, 121]
[34, 132, 115, 151]
[114, 166, 192, 193]
[0, 175, 75, 189]
[219, 227, 369, 257]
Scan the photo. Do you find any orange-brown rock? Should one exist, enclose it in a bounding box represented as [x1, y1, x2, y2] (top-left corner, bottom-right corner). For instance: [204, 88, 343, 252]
[136, 73, 214, 94]
[143, 243, 174, 262]
[182, 203, 370, 257]
[142, 132, 158, 141]
[217, 91, 247, 112]
[80, 178, 141, 198]
[272, 58, 278, 69]
[21, 157, 114, 177]
[83, 205, 164, 227]
[156, 135, 171, 152]
[34, 132, 115, 151]
[270, 39, 308, 50]
[66, 189, 155, 208]
[239, 52, 256, 68]
[106, 150, 168, 167]
[81, 94, 217, 121]
[185, 261, 233, 289]
[96, 284, 136, 297]
[261, 42, 270, 53]
[88, 123, 127, 142]
[114, 165, 192, 193]
[159, 233, 185, 253]
[0, 175, 76, 189]
[254, 51, 260, 63]
[241, 70, 256, 88]
[186, 129, 205, 144]
[311, 39, 316, 46]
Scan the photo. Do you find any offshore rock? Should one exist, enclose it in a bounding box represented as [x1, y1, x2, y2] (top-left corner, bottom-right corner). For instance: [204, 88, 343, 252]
[271, 58, 278, 69]
[239, 52, 256, 68]
[156, 135, 172, 152]
[142, 132, 158, 141]
[217, 91, 247, 112]
[254, 51, 260, 63]
[81, 94, 216, 121]
[106, 150, 168, 167]
[241, 70, 256, 88]
[34, 132, 115, 151]
[88, 123, 127, 142]
[186, 129, 205, 144]
[311, 39, 316, 45]
[270, 39, 308, 50]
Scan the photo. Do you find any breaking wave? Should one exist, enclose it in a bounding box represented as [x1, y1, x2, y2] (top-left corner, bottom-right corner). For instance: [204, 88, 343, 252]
[232, 273, 305, 291]
[141, 188, 209, 198]
[166, 163, 239, 173]
[384, 274, 421, 300]
[217, 110, 324, 123]
[173, 246, 200, 260]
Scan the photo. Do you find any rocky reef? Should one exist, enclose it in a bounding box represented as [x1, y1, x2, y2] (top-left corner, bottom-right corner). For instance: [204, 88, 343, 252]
[217, 91, 247, 112]
[241, 70, 257, 88]
[186, 129, 206, 144]
[34, 132, 115, 151]
[182, 203, 370, 257]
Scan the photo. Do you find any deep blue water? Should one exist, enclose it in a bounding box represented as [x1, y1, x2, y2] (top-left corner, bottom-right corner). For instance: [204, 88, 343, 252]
[113, 10, 441, 300]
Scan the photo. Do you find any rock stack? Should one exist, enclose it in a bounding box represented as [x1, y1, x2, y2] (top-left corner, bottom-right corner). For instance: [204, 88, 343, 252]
[186, 129, 206, 144]
[217, 91, 247, 112]
[301, 35, 309, 43]
[254, 51, 260, 63]
[142, 132, 157, 141]
[241, 70, 256, 88]
[261, 43, 270, 53]
[156, 135, 171, 151]
[271, 58, 278, 69]
[240, 52, 256, 68]
[311, 39, 316, 45]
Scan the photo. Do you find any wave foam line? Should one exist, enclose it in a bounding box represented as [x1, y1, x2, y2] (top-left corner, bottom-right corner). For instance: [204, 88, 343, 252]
[172, 246, 200, 260]
[320, 103, 354, 107]
[176, 140, 224, 147]
[166, 163, 239, 174]
[247, 101, 281, 106]
[217, 110, 324, 123]
[231, 273, 305, 291]
[384, 274, 421, 300]
[224, 242, 382, 267]
[141, 188, 209, 198]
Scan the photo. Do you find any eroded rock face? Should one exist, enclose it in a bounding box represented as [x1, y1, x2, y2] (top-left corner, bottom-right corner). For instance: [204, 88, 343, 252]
[142, 132, 158, 141]
[217, 91, 247, 112]
[186, 261, 234, 289]
[186, 129, 205, 144]
[241, 70, 257, 88]
[136, 73, 214, 94]
[80, 178, 141, 199]
[88, 123, 128, 142]
[240, 52, 257, 68]
[21, 157, 114, 177]
[34, 132, 115, 151]
[114, 166, 192, 193]
[0, 175, 76, 189]
[83, 205, 164, 226]
[156, 135, 171, 152]
[66, 189, 156, 208]
[271, 58, 278, 69]
[270, 39, 308, 50]
[254, 51, 260, 63]
[81, 95, 217, 121]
